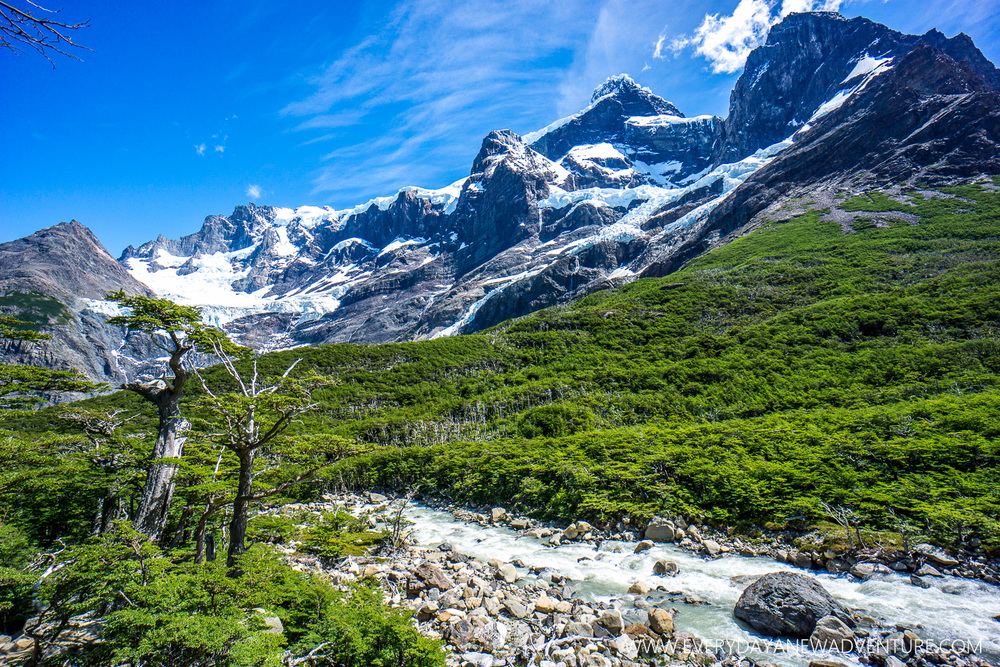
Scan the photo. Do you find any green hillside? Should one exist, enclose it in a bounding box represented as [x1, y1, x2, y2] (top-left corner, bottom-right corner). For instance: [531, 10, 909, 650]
[7, 180, 1000, 549]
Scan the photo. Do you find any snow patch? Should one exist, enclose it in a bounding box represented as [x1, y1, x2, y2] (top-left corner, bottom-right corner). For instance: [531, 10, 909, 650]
[626, 114, 714, 127]
[843, 54, 893, 84]
[378, 237, 427, 257]
[565, 143, 628, 162]
[810, 55, 893, 123]
[523, 114, 578, 145]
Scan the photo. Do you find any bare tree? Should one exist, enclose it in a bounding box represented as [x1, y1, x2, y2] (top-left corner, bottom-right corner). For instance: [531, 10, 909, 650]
[818, 501, 865, 551]
[0, 1, 89, 65]
[195, 344, 350, 566]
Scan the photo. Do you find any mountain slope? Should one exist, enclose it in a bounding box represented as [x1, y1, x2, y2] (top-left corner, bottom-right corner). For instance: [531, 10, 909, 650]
[57, 179, 1000, 559]
[3, 11, 999, 384]
[0, 222, 155, 387]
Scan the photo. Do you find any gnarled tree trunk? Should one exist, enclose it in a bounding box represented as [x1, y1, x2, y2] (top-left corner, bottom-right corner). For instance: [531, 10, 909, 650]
[128, 372, 190, 541]
[227, 448, 256, 566]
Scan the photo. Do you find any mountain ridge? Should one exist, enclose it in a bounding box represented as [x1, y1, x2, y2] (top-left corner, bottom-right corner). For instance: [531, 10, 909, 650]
[2, 10, 999, 386]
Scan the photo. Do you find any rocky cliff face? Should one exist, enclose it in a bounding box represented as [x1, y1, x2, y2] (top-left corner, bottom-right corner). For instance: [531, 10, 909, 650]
[3, 11, 999, 381]
[0, 222, 156, 388]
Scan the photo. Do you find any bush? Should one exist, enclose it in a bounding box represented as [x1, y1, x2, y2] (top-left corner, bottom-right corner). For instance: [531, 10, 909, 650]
[292, 582, 444, 667]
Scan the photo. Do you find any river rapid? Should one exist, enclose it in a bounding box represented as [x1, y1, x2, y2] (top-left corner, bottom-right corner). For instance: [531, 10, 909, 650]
[401, 503, 1000, 666]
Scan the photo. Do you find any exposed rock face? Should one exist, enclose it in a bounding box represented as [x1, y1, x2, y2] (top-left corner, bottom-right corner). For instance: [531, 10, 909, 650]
[717, 11, 1000, 162]
[0, 222, 155, 389]
[4, 12, 999, 380]
[734, 571, 852, 638]
[641, 37, 1000, 279]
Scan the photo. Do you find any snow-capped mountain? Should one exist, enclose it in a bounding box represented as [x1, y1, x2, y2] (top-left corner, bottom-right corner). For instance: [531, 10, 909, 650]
[3, 11, 999, 385]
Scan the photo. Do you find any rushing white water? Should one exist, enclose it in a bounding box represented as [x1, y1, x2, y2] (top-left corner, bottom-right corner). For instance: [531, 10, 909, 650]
[402, 504, 1000, 665]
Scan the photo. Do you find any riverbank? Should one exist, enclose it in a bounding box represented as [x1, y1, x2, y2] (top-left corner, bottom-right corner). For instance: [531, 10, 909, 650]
[268, 494, 1000, 667]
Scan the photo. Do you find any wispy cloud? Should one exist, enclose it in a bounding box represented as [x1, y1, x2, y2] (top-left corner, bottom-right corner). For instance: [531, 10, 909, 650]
[214, 145, 226, 154]
[285, 0, 601, 199]
[246, 184, 263, 199]
[195, 143, 206, 156]
[672, 0, 843, 74]
[653, 31, 669, 59]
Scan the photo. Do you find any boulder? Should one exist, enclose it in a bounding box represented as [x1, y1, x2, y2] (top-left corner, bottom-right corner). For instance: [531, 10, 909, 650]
[702, 539, 722, 556]
[808, 661, 849, 667]
[563, 523, 580, 540]
[510, 518, 529, 530]
[534, 594, 557, 614]
[903, 629, 923, 653]
[610, 633, 639, 660]
[809, 615, 855, 651]
[910, 575, 932, 588]
[252, 608, 284, 635]
[415, 562, 455, 590]
[914, 543, 959, 567]
[648, 608, 675, 636]
[916, 563, 943, 577]
[635, 540, 654, 553]
[598, 609, 624, 633]
[851, 563, 892, 579]
[645, 518, 676, 542]
[653, 560, 678, 576]
[734, 571, 852, 638]
[490, 507, 507, 524]
[628, 580, 650, 595]
[496, 563, 518, 584]
[563, 621, 594, 638]
[503, 597, 528, 619]
[473, 620, 508, 652]
[792, 551, 814, 569]
[625, 622, 650, 636]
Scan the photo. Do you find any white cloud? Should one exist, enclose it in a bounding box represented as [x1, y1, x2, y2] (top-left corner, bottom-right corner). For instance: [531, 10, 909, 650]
[195, 143, 206, 156]
[653, 31, 668, 59]
[214, 145, 225, 154]
[674, 0, 843, 74]
[246, 184, 262, 199]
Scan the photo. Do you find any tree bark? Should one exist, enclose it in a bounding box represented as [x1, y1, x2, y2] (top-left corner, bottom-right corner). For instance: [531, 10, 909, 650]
[194, 499, 221, 564]
[227, 448, 256, 566]
[167, 504, 194, 550]
[130, 380, 189, 541]
[99, 491, 122, 534]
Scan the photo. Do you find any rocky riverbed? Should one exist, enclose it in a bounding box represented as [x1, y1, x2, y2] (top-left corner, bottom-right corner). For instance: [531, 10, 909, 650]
[269, 494, 1000, 667]
[4, 493, 997, 667]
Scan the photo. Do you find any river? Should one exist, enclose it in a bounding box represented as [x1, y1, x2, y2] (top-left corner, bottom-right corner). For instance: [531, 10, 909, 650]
[400, 503, 1000, 665]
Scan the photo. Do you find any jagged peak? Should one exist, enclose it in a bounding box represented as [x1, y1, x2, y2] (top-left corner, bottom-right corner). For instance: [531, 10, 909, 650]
[471, 129, 530, 174]
[590, 74, 648, 102]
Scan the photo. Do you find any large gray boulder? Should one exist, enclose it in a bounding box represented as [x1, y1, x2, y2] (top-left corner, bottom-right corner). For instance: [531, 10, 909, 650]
[644, 517, 676, 542]
[734, 571, 852, 638]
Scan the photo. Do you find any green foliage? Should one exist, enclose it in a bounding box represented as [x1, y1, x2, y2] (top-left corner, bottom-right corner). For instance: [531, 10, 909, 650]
[0, 520, 36, 635]
[8, 181, 1000, 555]
[300, 510, 384, 562]
[21, 525, 442, 667]
[0, 291, 73, 329]
[291, 583, 444, 667]
[0, 312, 103, 409]
[106, 290, 251, 360]
[517, 403, 596, 438]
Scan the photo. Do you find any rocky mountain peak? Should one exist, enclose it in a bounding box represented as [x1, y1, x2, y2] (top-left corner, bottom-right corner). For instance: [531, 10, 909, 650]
[591, 74, 644, 102]
[590, 73, 681, 117]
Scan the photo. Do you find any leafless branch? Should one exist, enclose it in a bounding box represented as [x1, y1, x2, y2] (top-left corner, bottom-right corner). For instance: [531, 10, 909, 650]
[0, 1, 90, 67]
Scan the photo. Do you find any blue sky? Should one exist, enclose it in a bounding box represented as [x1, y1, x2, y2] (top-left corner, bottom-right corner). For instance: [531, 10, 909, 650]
[2, 0, 999, 255]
